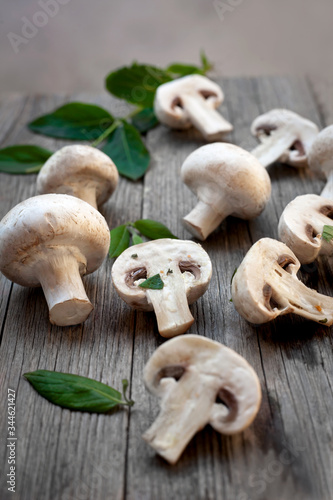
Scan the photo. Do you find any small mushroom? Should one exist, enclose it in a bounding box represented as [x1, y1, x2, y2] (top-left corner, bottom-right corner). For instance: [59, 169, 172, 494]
[111, 239, 212, 337]
[154, 75, 233, 141]
[181, 143, 271, 240]
[278, 126, 333, 263]
[232, 237, 333, 325]
[0, 194, 110, 326]
[251, 109, 319, 168]
[143, 335, 262, 464]
[37, 145, 119, 209]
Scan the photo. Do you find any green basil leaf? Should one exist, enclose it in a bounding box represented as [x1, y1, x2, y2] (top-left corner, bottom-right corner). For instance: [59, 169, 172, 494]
[322, 225, 333, 242]
[133, 219, 178, 240]
[0, 145, 53, 174]
[102, 121, 150, 180]
[200, 50, 213, 73]
[139, 274, 164, 290]
[166, 63, 204, 77]
[132, 234, 143, 245]
[105, 63, 171, 108]
[24, 370, 134, 412]
[131, 107, 159, 133]
[28, 102, 113, 140]
[109, 224, 131, 258]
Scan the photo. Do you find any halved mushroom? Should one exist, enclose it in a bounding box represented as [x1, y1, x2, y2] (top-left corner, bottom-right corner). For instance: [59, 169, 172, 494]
[181, 143, 271, 240]
[0, 194, 110, 326]
[143, 335, 262, 464]
[37, 145, 119, 209]
[232, 238, 333, 325]
[251, 109, 319, 168]
[111, 239, 212, 337]
[154, 75, 233, 141]
[279, 126, 333, 263]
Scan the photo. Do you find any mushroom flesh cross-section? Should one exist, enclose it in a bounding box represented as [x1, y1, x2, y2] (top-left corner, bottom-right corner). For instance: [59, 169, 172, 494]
[143, 335, 262, 464]
[232, 238, 333, 325]
[279, 126, 333, 263]
[181, 143, 271, 240]
[111, 239, 212, 337]
[250, 109, 319, 168]
[37, 145, 119, 210]
[154, 75, 233, 141]
[0, 194, 110, 326]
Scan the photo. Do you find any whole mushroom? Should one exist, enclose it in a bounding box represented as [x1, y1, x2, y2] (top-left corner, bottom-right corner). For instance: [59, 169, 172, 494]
[154, 74, 233, 141]
[111, 239, 212, 337]
[232, 238, 333, 325]
[251, 109, 319, 168]
[37, 145, 119, 209]
[279, 126, 333, 263]
[0, 194, 110, 326]
[181, 143, 271, 240]
[143, 335, 262, 464]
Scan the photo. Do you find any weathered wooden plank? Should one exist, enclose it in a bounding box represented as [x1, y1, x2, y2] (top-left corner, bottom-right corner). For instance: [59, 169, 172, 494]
[0, 93, 142, 500]
[126, 76, 333, 500]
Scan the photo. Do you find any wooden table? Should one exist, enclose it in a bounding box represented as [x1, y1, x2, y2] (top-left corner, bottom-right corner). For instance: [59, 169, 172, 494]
[0, 77, 332, 500]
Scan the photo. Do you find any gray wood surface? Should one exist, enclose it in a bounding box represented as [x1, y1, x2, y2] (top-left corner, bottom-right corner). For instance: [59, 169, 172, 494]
[0, 77, 332, 500]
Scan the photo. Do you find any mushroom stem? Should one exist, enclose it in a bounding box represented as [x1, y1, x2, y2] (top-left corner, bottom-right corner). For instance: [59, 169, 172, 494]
[146, 268, 194, 337]
[74, 186, 98, 210]
[183, 200, 229, 240]
[320, 171, 333, 199]
[35, 248, 93, 326]
[182, 94, 232, 141]
[251, 128, 297, 168]
[269, 270, 333, 325]
[143, 373, 214, 464]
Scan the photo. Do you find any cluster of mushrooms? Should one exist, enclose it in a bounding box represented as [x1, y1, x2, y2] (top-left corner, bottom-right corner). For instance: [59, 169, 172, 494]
[0, 74, 332, 464]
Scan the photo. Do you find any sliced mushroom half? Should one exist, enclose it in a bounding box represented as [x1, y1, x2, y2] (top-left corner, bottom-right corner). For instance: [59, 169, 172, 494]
[111, 239, 212, 337]
[143, 335, 262, 464]
[232, 238, 333, 325]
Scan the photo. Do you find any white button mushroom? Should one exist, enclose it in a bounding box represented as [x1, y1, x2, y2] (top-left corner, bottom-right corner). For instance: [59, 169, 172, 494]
[251, 109, 319, 168]
[232, 238, 333, 326]
[111, 239, 212, 337]
[181, 143, 271, 240]
[0, 194, 110, 326]
[278, 126, 333, 263]
[154, 75, 233, 141]
[143, 335, 262, 464]
[37, 145, 119, 209]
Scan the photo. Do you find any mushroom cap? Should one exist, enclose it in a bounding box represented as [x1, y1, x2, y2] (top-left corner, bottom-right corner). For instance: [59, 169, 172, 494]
[278, 194, 333, 264]
[251, 108, 319, 166]
[0, 194, 110, 287]
[181, 143, 271, 219]
[111, 238, 212, 311]
[144, 334, 262, 434]
[154, 74, 224, 130]
[232, 238, 300, 324]
[308, 125, 333, 178]
[37, 145, 119, 206]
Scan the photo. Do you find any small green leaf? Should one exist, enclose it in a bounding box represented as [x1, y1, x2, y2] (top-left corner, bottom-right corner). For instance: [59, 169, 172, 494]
[28, 102, 114, 140]
[166, 63, 204, 77]
[139, 274, 164, 290]
[109, 224, 131, 258]
[322, 225, 333, 242]
[132, 234, 143, 245]
[319, 318, 328, 324]
[200, 50, 213, 73]
[131, 253, 138, 259]
[122, 379, 134, 406]
[133, 219, 178, 240]
[102, 121, 150, 180]
[24, 370, 134, 413]
[0, 145, 53, 174]
[131, 107, 159, 133]
[105, 63, 171, 108]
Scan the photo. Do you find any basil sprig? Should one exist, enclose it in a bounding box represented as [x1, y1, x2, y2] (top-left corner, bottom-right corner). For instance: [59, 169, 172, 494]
[139, 274, 164, 290]
[24, 370, 134, 413]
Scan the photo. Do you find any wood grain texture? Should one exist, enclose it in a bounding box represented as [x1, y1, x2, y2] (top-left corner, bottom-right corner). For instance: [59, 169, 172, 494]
[0, 78, 332, 500]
